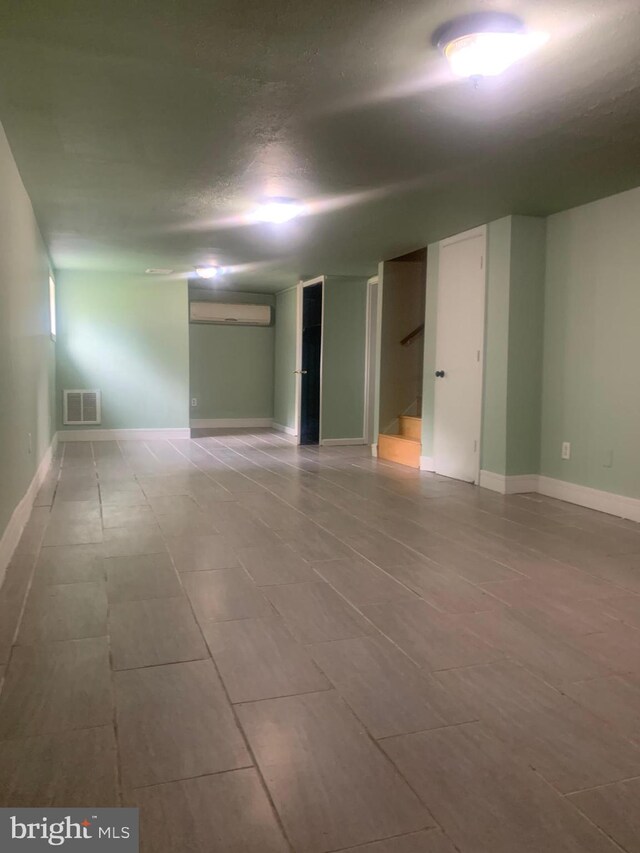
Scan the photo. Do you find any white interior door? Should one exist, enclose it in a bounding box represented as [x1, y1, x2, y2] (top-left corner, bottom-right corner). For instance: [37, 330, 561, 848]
[433, 227, 486, 483]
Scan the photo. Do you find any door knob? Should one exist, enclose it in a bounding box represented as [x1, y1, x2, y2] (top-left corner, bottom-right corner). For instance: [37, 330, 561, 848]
[435, 370, 445, 378]
[300, 370, 308, 374]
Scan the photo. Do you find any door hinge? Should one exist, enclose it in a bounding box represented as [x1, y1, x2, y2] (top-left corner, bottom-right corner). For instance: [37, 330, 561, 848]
[480, 255, 484, 270]
[474, 440, 478, 453]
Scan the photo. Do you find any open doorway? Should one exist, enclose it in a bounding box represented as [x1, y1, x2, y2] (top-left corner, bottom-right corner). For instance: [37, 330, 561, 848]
[299, 281, 323, 444]
[364, 276, 379, 445]
[376, 249, 426, 467]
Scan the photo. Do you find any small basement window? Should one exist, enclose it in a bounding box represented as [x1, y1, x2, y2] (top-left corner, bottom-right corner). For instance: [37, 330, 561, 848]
[49, 274, 57, 340]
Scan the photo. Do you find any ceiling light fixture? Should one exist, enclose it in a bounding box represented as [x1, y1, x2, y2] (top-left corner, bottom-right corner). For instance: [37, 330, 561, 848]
[194, 266, 220, 279]
[252, 197, 303, 224]
[433, 12, 548, 79]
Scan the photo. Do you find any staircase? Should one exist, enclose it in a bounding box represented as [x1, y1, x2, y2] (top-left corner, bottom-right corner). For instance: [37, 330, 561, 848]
[378, 415, 422, 468]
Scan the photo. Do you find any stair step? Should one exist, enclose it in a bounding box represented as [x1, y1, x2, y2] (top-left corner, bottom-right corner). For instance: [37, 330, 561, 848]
[398, 415, 422, 442]
[378, 433, 421, 469]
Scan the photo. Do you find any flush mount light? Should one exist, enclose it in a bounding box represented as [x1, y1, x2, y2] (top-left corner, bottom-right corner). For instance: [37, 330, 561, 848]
[251, 197, 303, 224]
[433, 12, 548, 79]
[194, 266, 220, 279]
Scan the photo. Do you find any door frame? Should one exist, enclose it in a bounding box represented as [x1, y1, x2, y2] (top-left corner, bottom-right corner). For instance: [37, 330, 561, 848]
[363, 275, 380, 446]
[295, 276, 325, 445]
[434, 225, 487, 484]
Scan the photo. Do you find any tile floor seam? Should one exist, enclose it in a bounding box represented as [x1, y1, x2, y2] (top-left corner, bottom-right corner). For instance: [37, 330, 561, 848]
[127, 764, 257, 794]
[324, 828, 463, 853]
[98, 450, 126, 809]
[231, 686, 339, 708]
[321, 690, 451, 845]
[0, 720, 117, 746]
[138, 454, 298, 853]
[560, 772, 640, 797]
[531, 767, 632, 853]
[375, 719, 482, 741]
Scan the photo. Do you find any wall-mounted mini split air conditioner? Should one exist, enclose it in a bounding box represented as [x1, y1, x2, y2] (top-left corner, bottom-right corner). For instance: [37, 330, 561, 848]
[189, 302, 272, 326]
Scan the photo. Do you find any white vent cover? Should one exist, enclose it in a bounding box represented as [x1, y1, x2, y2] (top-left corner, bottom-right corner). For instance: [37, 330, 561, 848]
[190, 302, 271, 326]
[63, 390, 101, 425]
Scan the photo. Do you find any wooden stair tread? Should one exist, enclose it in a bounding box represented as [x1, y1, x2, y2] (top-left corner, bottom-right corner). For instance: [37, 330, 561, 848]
[397, 415, 422, 442]
[378, 433, 421, 469]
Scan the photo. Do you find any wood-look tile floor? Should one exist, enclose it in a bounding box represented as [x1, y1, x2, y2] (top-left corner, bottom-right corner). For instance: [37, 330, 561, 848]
[1, 429, 640, 852]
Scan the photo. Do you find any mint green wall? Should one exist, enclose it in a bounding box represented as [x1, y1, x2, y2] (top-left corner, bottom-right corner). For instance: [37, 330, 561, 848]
[56, 271, 189, 430]
[273, 286, 298, 430]
[506, 216, 546, 475]
[322, 276, 368, 440]
[189, 292, 274, 421]
[0, 122, 55, 541]
[480, 216, 546, 476]
[541, 186, 640, 498]
[480, 218, 511, 475]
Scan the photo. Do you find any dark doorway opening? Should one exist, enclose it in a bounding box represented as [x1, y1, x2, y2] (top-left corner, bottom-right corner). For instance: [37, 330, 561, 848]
[300, 282, 323, 445]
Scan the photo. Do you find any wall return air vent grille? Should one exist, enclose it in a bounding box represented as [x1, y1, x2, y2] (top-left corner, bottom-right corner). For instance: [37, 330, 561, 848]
[63, 389, 102, 425]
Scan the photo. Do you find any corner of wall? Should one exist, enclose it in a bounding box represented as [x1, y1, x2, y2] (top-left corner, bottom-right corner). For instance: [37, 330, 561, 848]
[505, 215, 547, 477]
[421, 242, 439, 456]
[479, 216, 512, 477]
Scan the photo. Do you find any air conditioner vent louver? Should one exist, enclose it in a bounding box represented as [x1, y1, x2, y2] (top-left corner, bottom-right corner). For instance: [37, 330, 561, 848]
[63, 389, 101, 425]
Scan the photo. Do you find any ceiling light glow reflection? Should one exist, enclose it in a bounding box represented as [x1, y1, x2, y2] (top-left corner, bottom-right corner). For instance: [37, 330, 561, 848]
[251, 198, 304, 224]
[195, 266, 220, 279]
[444, 30, 549, 77]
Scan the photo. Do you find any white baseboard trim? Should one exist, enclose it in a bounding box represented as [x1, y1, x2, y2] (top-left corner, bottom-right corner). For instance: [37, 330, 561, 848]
[479, 470, 539, 495]
[57, 428, 191, 441]
[479, 470, 640, 521]
[0, 434, 57, 585]
[190, 418, 272, 429]
[320, 437, 366, 447]
[371, 443, 378, 458]
[272, 422, 298, 437]
[537, 475, 640, 523]
[420, 456, 435, 472]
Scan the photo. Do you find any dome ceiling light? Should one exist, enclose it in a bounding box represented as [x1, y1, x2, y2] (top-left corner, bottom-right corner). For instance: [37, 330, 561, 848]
[433, 12, 549, 79]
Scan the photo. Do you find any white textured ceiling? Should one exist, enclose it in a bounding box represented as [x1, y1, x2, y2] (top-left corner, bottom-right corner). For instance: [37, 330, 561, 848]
[1, 0, 639, 291]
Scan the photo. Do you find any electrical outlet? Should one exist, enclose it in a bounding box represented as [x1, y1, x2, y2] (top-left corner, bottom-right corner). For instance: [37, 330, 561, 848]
[561, 441, 571, 460]
[191, 398, 198, 407]
[603, 449, 614, 468]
